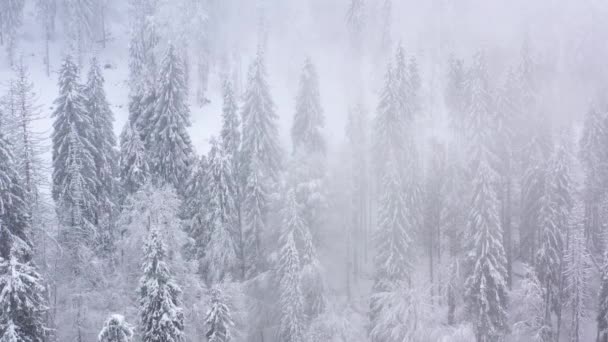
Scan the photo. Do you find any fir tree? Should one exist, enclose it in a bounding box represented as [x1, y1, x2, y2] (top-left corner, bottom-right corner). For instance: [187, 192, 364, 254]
[85, 56, 117, 251]
[579, 104, 608, 252]
[598, 250, 608, 342]
[52, 55, 98, 240]
[182, 155, 210, 267]
[445, 55, 467, 135]
[148, 44, 194, 190]
[219, 80, 242, 276]
[138, 229, 185, 342]
[564, 203, 591, 342]
[2, 60, 45, 211]
[0, 133, 47, 342]
[119, 122, 149, 196]
[242, 153, 268, 279]
[291, 58, 325, 156]
[205, 287, 235, 342]
[240, 48, 282, 183]
[463, 51, 509, 342]
[277, 190, 305, 342]
[98, 314, 133, 342]
[202, 138, 238, 284]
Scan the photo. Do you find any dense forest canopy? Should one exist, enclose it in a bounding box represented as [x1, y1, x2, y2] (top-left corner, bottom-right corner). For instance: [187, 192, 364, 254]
[1, 1, 608, 342]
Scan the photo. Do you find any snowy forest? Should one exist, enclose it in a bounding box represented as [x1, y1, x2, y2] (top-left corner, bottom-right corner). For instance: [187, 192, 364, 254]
[3, 0, 608, 341]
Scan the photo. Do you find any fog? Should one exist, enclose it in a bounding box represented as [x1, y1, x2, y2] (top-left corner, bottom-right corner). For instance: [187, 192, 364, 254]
[1, 1, 608, 342]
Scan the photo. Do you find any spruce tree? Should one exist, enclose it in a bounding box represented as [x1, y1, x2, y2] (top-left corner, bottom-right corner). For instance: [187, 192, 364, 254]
[219, 80, 242, 275]
[0, 133, 46, 342]
[463, 52, 509, 342]
[205, 287, 235, 342]
[138, 229, 185, 342]
[119, 122, 149, 196]
[3, 60, 45, 210]
[564, 202, 591, 342]
[242, 153, 268, 279]
[98, 315, 133, 342]
[202, 138, 238, 284]
[148, 44, 194, 190]
[579, 104, 608, 252]
[240, 48, 282, 183]
[291, 58, 325, 156]
[277, 190, 305, 342]
[85, 56, 117, 251]
[598, 250, 608, 342]
[182, 155, 210, 267]
[52, 55, 98, 240]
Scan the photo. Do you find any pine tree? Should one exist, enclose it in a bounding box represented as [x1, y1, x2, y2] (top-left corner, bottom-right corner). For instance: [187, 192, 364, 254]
[241, 48, 282, 183]
[0, 0, 25, 65]
[0, 133, 47, 342]
[98, 314, 133, 342]
[202, 138, 238, 284]
[119, 122, 149, 196]
[292, 58, 325, 156]
[148, 44, 194, 190]
[138, 229, 185, 342]
[445, 55, 467, 135]
[277, 190, 305, 342]
[85, 56, 117, 252]
[205, 287, 235, 342]
[463, 51, 509, 342]
[52, 55, 98, 240]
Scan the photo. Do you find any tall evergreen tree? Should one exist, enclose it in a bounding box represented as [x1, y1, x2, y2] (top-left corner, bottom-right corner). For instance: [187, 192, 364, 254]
[564, 205, 591, 342]
[119, 122, 149, 196]
[52, 55, 98, 243]
[242, 153, 268, 279]
[98, 315, 133, 342]
[0, 132, 47, 342]
[579, 104, 608, 252]
[85, 56, 117, 251]
[463, 52, 509, 342]
[241, 48, 282, 183]
[202, 138, 238, 284]
[291, 58, 325, 156]
[148, 44, 194, 190]
[219, 80, 242, 276]
[277, 190, 305, 342]
[138, 229, 185, 342]
[205, 287, 235, 342]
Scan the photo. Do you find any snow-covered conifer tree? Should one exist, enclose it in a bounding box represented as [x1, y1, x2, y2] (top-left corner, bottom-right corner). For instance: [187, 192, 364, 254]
[241, 48, 282, 182]
[119, 122, 149, 196]
[205, 287, 235, 342]
[138, 229, 185, 342]
[52, 55, 98, 246]
[0, 132, 47, 342]
[148, 44, 194, 190]
[202, 138, 238, 284]
[242, 153, 268, 279]
[277, 190, 305, 342]
[85, 56, 117, 251]
[579, 104, 608, 252]
[565, 202, 591, 342]
[98, 314, 133, 342]
[462, 51, 509, 342]
[291, 58, 325, 156]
